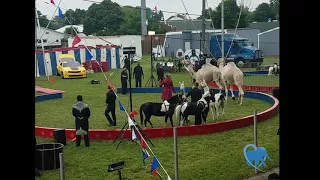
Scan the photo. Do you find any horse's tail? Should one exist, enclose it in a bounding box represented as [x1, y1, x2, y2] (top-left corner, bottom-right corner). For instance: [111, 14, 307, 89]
[140, 104, 144, 126]
[175, 105, 182, 126]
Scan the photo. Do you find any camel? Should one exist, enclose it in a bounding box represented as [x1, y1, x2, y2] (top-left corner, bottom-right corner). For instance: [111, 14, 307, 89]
[217, 59, 245, 106]
[183, 60, 224, 92]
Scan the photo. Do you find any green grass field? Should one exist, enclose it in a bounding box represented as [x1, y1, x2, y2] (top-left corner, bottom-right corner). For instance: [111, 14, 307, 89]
[35, 56, 279, 180]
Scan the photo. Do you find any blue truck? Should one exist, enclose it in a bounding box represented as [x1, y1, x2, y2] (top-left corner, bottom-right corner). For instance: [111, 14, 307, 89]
[210, 33, 264, 67]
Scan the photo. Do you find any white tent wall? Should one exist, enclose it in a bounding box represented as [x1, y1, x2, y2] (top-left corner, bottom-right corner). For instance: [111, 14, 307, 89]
[119, 35, 142, 61]
[44, 52, 52, 76]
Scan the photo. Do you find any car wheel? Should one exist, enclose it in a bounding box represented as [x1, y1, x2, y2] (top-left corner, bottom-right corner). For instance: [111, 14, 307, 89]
[61, 72, 64, 79]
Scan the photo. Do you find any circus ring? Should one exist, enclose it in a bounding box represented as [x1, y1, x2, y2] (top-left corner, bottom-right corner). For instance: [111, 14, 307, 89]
[35, 86, 279, 140]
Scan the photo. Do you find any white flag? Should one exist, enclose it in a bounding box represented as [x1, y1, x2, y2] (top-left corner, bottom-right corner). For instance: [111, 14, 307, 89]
[167, 175, 172, 180]
[128, 116, 135, 127]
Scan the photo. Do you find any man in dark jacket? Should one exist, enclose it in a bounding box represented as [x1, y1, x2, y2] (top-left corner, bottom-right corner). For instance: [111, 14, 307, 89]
[72, 95, 91, 147]
[186, 82, 203, 103]
[133, 62, 144, 87]
[157, 64, 164, 82]
[123, 55, 130, 69]
[121, 68, 128, 95]
[105, 86, 117, 126]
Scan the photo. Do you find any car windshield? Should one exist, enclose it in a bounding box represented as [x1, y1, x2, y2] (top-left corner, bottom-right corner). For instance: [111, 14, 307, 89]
[235, 40, 249, 47]
[61, 57, 75, 62]
[63, 61, 81, 68]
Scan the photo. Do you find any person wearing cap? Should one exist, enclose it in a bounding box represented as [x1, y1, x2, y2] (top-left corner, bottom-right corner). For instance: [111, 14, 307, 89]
[186, 82, 203, 103]
[105, 86, 117, 126]
[160, 74, 176, 101]
[133, 62, 144, 87]
[72, 95, 91, 147]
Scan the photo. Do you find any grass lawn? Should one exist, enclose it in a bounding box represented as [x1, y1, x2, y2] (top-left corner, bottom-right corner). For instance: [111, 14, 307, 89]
[36, 114, 279, 180]
[35, 56, 279, 180]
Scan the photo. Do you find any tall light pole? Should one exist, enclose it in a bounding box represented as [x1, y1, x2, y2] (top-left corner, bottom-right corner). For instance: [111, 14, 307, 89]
[141, 0, 147, 35]
[221, 0, 225, 59]
[201, 0, 206, 55]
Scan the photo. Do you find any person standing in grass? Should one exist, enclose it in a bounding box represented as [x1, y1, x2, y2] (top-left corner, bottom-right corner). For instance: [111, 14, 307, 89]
[121, 68, 128, 95]
[105, 86, 117, 126]
[72, 95, 91, 147]
[133, 62, 144, 87]
[160, 74, 176, 101]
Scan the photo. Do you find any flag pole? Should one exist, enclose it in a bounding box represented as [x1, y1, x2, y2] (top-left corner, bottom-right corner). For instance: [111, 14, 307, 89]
[35, 0, 38, 78]
[35, 3, 50, 81]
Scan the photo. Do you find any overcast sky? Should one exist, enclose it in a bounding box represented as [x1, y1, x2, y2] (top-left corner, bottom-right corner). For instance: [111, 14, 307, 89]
[36, 0, 270, 20]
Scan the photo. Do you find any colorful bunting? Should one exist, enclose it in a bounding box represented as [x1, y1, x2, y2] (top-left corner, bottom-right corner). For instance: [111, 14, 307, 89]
[142, 149, 150, 165]
[72, 34, 81, 47]
[167, 175, 172, 180]
[58, 8, 65, 19]
[119, 100, 125, 111]
[154, 6, 157, 12]
[152, 169, 159, 177]
[128, 116, 135, 127]
[132, 126, 140, 140]
[141, 137, 147, 149]
[145, 20, 148, 26]
[50, 0, 55, 5]
[107, 80, 115, 90]
[151, 156, 160, 172]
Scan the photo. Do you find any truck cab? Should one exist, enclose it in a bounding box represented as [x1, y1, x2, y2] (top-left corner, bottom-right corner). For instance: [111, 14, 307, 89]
[210, 33, 264, 67]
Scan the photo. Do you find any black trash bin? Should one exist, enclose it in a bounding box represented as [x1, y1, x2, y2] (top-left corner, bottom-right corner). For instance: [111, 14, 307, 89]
[53, 129, 66, 145]
[35, 143, 64, 170]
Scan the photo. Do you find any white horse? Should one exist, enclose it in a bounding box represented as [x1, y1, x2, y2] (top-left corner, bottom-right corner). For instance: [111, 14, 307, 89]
[179, 81, 186, 99]
[218, 59, 245, 106]
[268, 63, 280, 76]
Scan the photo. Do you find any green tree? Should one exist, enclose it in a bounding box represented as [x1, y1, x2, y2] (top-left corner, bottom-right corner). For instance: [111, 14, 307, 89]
[118, 6, 141, 35]
[146, 8, 167, 34]
[64, 27, 79, 35]
[37, 10, 49, 27]
[65, 9, 87, 25]
[83, 0, 124, 35]
[253, 3, 275, 22]
[270, 0, 280, 20]
[212, 0, 249, 29]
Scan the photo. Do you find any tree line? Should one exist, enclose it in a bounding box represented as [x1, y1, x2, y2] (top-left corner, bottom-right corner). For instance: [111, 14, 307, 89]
[37, 0, 279, 36]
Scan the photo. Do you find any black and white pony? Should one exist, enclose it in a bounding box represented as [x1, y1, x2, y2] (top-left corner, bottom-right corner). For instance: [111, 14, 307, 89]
[212, 92, 226, 121]
[198, 79, 226, 122]
[268, 63, 280, 76]
[175, 90, 215, 126]
[139, 94, 184, 128]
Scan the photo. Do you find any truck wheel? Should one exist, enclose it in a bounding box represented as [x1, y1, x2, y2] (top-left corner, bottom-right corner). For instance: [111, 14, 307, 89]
[235, 58, 244, 68]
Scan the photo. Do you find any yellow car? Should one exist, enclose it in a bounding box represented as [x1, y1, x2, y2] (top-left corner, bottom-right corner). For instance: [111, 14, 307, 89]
[56, 54, 87, 79]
